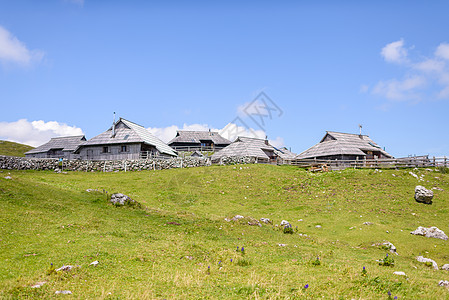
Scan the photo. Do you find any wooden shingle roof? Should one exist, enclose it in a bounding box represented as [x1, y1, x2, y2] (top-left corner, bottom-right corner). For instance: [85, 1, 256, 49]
[25, 135, 86, 154]
[296, 131, 392, 159]
[168, 130, 231, 145]
[76, 118, 177, 156]
[211, 136, 275, 160]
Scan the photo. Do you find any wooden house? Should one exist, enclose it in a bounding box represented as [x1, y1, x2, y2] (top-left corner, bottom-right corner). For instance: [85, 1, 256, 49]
[211, 136, 295, 163]
[74, 118, 177, 160]
[25, 135, 86, 159]
[168, 130, 231, 152]
[296, 131, 393, 160]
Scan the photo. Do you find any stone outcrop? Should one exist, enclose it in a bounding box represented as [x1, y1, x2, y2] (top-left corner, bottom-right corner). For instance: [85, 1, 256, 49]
[110, 193, 136, 206]
[416, 256, 439, 270]
[415, 185, 434, 204]
[411, 226, 448, 240]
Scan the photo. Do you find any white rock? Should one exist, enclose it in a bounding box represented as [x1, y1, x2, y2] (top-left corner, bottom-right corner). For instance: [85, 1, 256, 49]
[315, 225, 322, 228]
[56, 265, 73, 272]
[55, 290, 72, 294]
[31, 281, 46, 288]
[260, 218, 271, 224]
[383, 242, 398, 254]
[4, 176, 12, 179]
[231, 215, 244, 221]
[393, 271, 406, 276]
[411, 226, 448, 240]
[441, 264, 449, 271]
[409, 172, 419, 179]
[416, 256, 439, 270]
[278, 243, 287, 247]
[439, 280, 449, 287]
[89, 260, 99, 266]
[415, 186, 434, 204]
[280, 220, 290, 226]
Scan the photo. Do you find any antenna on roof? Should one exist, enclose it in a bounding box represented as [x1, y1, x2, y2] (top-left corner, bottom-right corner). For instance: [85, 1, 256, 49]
[358, 124, 362, 135]
[112, 112, 116, 138]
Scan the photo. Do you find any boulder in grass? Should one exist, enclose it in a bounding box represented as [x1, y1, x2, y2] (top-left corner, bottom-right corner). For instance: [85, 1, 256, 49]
[441, 264, 449, 271]
[411, 226, 448, 240]
[280, 220, 290, 226]
[416, 256, 439, 270]
[415, 185, 433, 204]
[110, 193, 138, 207]
[439, 280, 449, 288]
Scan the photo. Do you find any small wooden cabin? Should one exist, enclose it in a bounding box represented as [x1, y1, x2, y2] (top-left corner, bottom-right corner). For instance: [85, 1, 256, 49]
[210, 136, 294, 163]
[25, 135, 86, 159]
[168, 130, 231, 151]
[296, 131, 393, 160]
[74, 118, 177, 160]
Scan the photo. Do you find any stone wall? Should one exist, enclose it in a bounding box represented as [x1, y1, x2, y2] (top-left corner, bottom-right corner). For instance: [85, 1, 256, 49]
[0, 155, 212, 172]
[0, 155, 267, 172]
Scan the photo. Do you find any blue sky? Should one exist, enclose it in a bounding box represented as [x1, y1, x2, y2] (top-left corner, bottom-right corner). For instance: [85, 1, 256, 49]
[0, 0, 448, 157]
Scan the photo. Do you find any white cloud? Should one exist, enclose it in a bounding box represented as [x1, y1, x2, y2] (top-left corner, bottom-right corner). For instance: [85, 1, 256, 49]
[372, 76, 426, 101]
[372, 40, 449, 101]
[435, 43, 449, 60]
[269, 136, 284, 148]
[381, 39, 408, 64]
[0, 26, 44, 66]
[0, 119, 83, 147]
[148, 122, 285, 148]
[219, 123, 266, 142]
[359, 84, 369, 93]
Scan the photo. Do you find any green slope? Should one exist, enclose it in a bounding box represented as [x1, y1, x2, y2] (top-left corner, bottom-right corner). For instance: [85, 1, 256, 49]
[0, 140, 34, 157]
[0, 165, 448, 299]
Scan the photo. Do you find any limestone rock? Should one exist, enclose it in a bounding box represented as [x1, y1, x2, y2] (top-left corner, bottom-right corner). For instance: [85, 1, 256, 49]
[56, 265, 73, 272]
[260, 218, 271, 224]
[441, 264, 449, 271]
[55, 290, 72, 295]
[231, 215, 244, 221]
[415, 185, 433, 204]
[110, 193, 135, 206]
[383, 242, 398, 254]
[89, 260, 99, 266]
[280, 220, 290, 226]
[411, 226, 448, 240]
[416, 256, 439, 270]
[439, 280, 449, 287]
[393, 271, 406, 276]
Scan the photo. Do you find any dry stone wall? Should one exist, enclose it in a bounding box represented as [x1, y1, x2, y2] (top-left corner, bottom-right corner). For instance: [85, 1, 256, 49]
[0, 155, 212, 172]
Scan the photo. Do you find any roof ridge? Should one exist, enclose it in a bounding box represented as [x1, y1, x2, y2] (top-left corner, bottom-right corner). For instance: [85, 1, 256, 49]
[327, 131, 369, 137]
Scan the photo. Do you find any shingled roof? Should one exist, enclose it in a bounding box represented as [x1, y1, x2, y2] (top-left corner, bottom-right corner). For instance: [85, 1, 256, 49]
[168, 130, 231, 145]
[76, 118, 177, 157]
[211, 136, 276, 160]
[25, 135, 86, 154]
[296, 131, 392, 159]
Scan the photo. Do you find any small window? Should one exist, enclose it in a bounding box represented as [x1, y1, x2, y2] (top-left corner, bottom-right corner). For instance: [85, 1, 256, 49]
[121, 145, 127, 152]
[103, 146, 109, 153]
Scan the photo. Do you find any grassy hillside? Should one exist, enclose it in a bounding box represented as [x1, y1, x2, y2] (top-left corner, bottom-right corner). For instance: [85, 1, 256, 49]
[0, 165, 448, 299]
[0, 140, 34, 157]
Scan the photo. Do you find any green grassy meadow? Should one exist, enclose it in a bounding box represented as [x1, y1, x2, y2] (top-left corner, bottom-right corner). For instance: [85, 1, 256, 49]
[0, 141, 34, 157]
[0, 165, 448, 299]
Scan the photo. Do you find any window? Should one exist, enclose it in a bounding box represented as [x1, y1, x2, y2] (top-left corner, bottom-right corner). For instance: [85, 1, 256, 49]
[102, 146, 109, 153]
[121, 145, 127, 152]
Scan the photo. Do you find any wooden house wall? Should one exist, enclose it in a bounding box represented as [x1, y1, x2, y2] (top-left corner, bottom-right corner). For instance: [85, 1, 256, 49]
[25, 151, 79, 160]
[77, 143, 144, 160]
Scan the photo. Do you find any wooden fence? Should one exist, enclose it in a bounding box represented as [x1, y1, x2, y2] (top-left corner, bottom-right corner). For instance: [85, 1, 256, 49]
[287, 156, 448, 170]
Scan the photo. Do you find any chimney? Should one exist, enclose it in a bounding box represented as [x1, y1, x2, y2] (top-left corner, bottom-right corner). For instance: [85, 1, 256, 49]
[265, 135, 269, 145]
[209, 128, 211, 136]
[111, 112, 116, 138]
